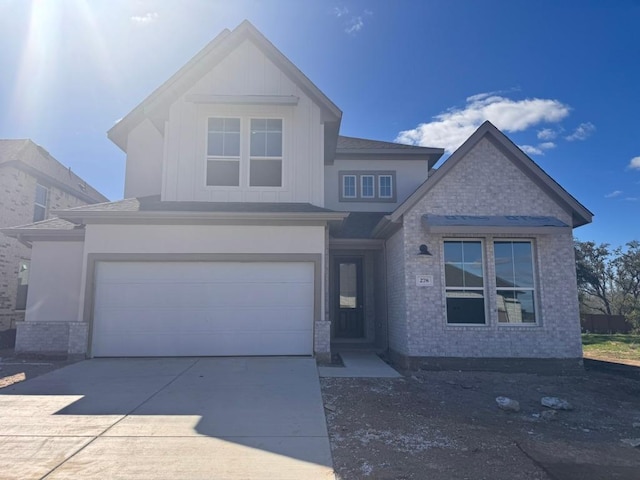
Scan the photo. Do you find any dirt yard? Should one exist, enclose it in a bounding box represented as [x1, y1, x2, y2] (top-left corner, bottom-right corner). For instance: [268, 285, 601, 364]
[3, 349, 639, 479]
[321, 368, 640, 480]
[0, 349, 77, 389]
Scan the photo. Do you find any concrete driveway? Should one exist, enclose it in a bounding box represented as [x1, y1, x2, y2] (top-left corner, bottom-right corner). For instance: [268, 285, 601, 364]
[0, 357, 334, 479]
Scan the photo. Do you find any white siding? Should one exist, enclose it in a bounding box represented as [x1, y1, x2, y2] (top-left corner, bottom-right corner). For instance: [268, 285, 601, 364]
[324, 158, 429, 212]
[124, 119, 164, 198]
[161, 39, 325, 205]
[24, 241, 84, 323]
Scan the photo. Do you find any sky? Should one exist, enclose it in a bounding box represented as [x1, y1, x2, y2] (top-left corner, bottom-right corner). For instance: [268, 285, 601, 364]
[0, 0, 638, 247]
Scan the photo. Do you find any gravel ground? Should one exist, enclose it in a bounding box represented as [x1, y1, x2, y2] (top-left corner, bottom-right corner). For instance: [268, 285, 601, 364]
[321, 369, 640, 480]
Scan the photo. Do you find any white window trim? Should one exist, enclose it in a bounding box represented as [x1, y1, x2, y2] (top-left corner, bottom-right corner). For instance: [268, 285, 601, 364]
[34, 184, 48, 222]
[205, 116, 242, 188]
[342, 175, 357, 198]
[205, 116, 285, 189]
[360, 175, 375, 198]
[248, 117, 284, 188]
[338, 171, 396, 202]
[494, 239, 539, 327]
[378, 175, 393, 199]
[443, 238, 489, 327]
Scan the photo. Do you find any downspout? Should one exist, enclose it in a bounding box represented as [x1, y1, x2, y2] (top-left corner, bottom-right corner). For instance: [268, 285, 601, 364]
[383, 239, 390, 354]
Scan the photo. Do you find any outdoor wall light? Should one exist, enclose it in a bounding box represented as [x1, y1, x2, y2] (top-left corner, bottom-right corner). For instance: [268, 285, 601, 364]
[418, 244, 432, 256]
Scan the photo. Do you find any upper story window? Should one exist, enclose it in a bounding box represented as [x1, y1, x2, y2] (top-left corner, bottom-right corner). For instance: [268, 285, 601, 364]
[339, 171, 396, 202]
[206, 117, 283, 188]
[34, 184, 48, 222]
[206, 118, 241, 186]
[494, 241, 536, 324]
[378, 175, 393, 198]
[361, 175, 374, 198]
[250, 119, 282, 187]
[444, 240, 486, 324]
[343, 175, 357, 198]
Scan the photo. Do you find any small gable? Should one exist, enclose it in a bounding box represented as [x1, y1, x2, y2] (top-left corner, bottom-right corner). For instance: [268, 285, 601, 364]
[416, 136, 572, 225]
[188, 39, 299, 98]
[393, 122, 592, 228]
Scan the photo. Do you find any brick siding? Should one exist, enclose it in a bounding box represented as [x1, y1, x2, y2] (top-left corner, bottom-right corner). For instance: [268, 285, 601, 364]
[389, 137, 583, 359]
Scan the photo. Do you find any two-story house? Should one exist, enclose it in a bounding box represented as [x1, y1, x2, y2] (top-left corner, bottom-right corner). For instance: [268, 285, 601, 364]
[3, 21, 592, 371]
[0, 140, 108, 345]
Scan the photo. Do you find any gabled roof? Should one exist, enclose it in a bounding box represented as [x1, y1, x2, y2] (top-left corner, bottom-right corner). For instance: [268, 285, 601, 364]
[108, 20, 342, 158]
[0, 139, 108, 204]
[386, 121, 593, 228]
[335, 135, 444, 168]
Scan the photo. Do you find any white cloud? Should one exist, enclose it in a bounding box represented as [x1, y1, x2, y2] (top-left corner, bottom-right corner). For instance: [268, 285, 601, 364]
[332, 6, 349, 17]
[396, 93, 570, 153]
[626, 197, 638, 201]
[538, 142, 556, 150]
[520, 145, 544, 156]
[131, 12, 158, 24]
[537, 128, 557, 140]
[628, 156, 640, 170]
[345, 16, 364, 34]
[332, 6, 371, 35]
[565, 122, 596, 141]
[605, 190, 623, 198]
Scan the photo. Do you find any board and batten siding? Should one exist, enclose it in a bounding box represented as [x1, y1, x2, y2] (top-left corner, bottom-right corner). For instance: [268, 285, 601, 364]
[160, 39, 325, 206]
[124, 119, 165, 198]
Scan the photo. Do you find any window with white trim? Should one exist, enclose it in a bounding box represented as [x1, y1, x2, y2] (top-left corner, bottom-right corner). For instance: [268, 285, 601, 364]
[205, 117, 283, 188]
[343, 175, 357, 198]
[339, 171, 396, 202]
[378, 175, 393, 198]
[250, 118, 282, 187]
[361, 175, 375, 198]
[494, 241, 536, 323]
[206, 118, 241, 186]
[444, 240, 486, 324]
[33, 184, 48, 222]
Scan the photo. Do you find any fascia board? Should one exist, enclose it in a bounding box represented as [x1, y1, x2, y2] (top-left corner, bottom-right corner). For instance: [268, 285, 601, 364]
[55, 210, 349, 225]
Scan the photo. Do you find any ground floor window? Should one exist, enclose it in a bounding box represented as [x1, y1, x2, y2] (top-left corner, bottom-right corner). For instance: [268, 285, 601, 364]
[443, 239, 537, 325]
[494, 241, 536, 323]
[444, 240, 486, 324]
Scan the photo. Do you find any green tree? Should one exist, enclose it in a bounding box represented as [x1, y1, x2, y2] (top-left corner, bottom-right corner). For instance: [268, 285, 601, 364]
[575, 239, 640, 331]
[574, 240, 615, 315]
[613, 241, 640, 329]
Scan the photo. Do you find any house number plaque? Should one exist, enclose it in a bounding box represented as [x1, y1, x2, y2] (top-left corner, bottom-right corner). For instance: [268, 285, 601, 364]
[416, 275, 433, 287]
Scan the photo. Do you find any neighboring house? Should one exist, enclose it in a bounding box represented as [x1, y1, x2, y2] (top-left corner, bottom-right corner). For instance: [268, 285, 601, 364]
[2, 21, 592, 371]
[0, 140, 108, 340]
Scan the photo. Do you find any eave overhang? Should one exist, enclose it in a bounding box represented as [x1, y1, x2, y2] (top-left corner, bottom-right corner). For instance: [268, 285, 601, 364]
[54, 209, 349, 227]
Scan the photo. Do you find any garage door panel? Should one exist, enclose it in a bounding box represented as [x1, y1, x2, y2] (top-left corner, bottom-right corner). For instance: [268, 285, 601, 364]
[95, 280, 313, 310]
[92, 261, 315, 357]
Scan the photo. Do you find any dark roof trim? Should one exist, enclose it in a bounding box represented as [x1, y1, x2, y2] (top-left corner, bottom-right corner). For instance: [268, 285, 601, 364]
[55, 209, 349, 226]
[1, 227, 85, 244]
[389, 121, 593, 228]
[422, 214, 571, 234]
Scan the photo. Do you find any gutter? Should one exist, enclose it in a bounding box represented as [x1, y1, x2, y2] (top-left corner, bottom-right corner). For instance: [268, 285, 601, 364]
[54, 209, 350, 226]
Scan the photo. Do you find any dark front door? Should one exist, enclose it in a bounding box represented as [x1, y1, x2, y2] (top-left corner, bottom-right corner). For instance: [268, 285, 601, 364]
[334, 257, 364, 338]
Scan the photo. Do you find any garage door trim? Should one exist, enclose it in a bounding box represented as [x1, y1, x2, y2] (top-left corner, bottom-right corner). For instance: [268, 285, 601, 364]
[84, 253, 322, 358]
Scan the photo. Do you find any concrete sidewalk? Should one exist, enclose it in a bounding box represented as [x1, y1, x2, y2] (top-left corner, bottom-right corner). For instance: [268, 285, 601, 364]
[318, 352, 402, 378]
[0, 357, 334, 480]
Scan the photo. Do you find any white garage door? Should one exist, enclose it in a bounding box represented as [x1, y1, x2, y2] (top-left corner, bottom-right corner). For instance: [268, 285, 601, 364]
[92, 261, 315, 357]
